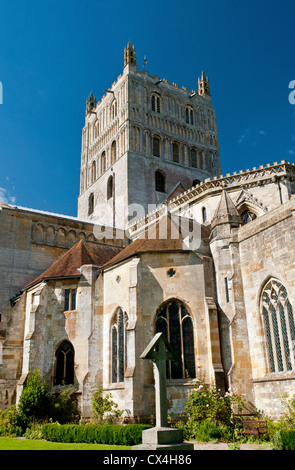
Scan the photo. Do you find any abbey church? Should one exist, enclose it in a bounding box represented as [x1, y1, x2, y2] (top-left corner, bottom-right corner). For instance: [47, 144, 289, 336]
[1, 43, 295, 420]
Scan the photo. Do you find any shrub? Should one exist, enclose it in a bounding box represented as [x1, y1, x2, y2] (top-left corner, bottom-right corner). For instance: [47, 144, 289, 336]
[18, 370, 51, 426]
[41, 423, 152, 446]
[49, 385, 80, 424]
[91, 387, 123, 423]
[182, 379, 247, 441]
[0, 405, 24, 436]
[273, 430, 295, 450]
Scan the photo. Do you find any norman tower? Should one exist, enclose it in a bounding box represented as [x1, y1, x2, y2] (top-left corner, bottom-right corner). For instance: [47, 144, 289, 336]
[77, 43, 221, 230]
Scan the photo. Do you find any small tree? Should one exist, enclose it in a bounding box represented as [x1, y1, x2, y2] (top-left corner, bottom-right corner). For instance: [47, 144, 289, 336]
[92, 387, 123, 423]
[18, 370, 51, 425]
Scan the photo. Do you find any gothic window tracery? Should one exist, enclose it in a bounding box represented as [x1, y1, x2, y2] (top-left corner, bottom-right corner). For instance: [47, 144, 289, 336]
[241, 209, 257, 224]
[55, 341, 75, 385]
[261, 279, 295, 373]
[155, 300, 196, 379]
[111, 309, 128, 383]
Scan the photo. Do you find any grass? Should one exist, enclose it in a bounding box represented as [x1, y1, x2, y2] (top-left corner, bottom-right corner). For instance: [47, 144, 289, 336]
[0, 437, 132, 450]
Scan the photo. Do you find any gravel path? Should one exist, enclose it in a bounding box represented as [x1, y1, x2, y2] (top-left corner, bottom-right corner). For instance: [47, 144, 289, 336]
[192, 441, 272, 450]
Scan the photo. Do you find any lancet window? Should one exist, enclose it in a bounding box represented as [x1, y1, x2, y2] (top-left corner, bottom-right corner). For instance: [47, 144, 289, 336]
[111, 309, 128, 383]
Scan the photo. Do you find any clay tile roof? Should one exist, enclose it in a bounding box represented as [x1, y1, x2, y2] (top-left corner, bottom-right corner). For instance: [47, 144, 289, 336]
[25, 240, 123, 288]
[102, 213, 206, 269]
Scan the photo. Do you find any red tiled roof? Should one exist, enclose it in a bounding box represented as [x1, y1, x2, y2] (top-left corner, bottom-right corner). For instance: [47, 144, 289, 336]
[25, 240, 123, 288]
[102, 213, 207, 269]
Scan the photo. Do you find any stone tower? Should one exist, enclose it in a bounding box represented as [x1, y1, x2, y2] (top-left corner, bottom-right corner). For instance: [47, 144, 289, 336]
[77, 44, 221, 230]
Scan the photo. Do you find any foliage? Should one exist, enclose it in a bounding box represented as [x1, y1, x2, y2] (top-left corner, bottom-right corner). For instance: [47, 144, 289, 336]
[91, 387, 123, 423]
[272, 430, 295, 450]
[17, 370, 51, 426]
[0, 437, 131, 450]
[179, 379, 247, 441]
[278, 393, 295, 429]
[41, 423, 152, 446]
[0, 405, 24, 437]
[50, 385, 80, 424]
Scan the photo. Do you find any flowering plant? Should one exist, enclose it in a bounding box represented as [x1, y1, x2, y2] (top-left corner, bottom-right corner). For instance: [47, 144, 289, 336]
[184, 379, 246, 432]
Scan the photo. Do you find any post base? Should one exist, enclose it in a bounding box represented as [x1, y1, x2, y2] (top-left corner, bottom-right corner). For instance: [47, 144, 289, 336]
[132, 426, 194, 450]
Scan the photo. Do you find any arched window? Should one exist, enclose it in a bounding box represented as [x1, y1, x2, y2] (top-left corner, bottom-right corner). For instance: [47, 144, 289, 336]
[202, 206, 207, 223]
[92, 160, 96, 184]
[172, 141, 180, 163]
[107, 175, 113, 200]
[261, 279, 295, 373]
[152, 135, 161, 158]
[112, 309, 128, 383]
[151, 93, 161, 113]
[155, 170, 165, 192]
[155, 300, 196, 379]
[88, 193, 94, 215]
[55, 341, 74, 385]
[241, 209, 257, 224]
[111, 141, 116, 165]
[111, 100, 117, 119]
[190, 147, 198, 168]
[93, 120, 99, 139]
[185, 106, 194, 125]
[101, 151, 106, 174]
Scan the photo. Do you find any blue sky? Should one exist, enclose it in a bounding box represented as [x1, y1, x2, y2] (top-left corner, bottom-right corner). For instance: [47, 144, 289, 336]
[0, 0, 294, 217]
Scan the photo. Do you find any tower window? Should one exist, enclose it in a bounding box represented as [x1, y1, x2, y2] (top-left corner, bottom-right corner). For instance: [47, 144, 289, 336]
[91, 160, 96, 184]
[172, 141, 180, 163]
[88, 193, 94, 215]
[155, 299, 196, 379]
[202, 206, 207, 223]
[151, 93, 161, 113]
[155, 170, 165, 192]
[107, 175, 113, 200]
[111, 141, 116, 165]
[185, 107, 194, 125]
[55, 341, 74, 385]
[190, 147, 198, 168]
[101, 151, 106, 174]
[152, 135, 161, 158]
[111, 100, 117, 119]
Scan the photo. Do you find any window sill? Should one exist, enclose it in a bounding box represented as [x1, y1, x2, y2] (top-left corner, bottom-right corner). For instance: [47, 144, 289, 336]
[252, 371, 295, 384]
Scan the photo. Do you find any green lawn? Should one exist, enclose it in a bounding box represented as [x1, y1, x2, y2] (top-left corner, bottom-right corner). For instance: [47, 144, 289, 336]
[0, 437, 132, 450]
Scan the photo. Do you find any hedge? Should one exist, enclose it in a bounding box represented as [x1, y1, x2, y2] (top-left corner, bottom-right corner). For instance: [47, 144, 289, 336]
[272, 430, 295, 450]
[41, 423, 152, 446]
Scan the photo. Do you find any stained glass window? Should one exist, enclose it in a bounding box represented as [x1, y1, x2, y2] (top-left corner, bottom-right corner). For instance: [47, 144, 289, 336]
[155, 300, 196, 379]
[261, 279, 295, 373]
[111, 309, 128, 383]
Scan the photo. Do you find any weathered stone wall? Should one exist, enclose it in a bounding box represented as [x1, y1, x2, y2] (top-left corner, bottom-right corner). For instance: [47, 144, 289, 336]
[237, 197, 295, 417]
